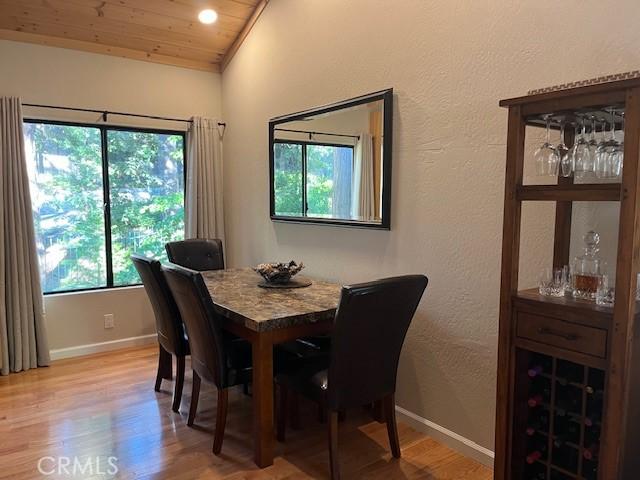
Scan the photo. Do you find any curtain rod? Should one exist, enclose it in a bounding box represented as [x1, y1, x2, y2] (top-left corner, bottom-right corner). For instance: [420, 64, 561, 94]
[274, 127, 359, 140]
[22, 103, 226, 127]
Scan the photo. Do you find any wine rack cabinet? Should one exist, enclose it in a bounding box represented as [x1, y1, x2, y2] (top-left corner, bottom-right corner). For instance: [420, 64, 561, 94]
[514, 350, 604, 480]
[495, 77, 640, 480]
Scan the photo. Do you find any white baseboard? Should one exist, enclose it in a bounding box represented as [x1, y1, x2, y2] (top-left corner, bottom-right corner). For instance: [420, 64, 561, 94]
[395, 405, 495, 467]
[49, 334, 157, 361]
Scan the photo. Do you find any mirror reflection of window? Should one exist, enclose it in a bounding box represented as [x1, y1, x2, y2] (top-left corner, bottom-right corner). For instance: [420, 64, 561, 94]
[272, 96, 386, 224]
[273, 142, 303, 216]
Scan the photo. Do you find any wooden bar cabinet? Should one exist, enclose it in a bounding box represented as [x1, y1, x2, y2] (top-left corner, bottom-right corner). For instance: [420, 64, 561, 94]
[494, 77, 640, 480]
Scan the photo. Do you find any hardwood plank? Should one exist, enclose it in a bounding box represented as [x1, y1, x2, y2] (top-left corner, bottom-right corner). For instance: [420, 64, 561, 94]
[0, 0, 265, 71]
[0, 28, 219, 72]
[109, 0, 256, 22]
[0, 0, 236, 53]
[0, 345, 491, 479]
[0, 16, 224, 62]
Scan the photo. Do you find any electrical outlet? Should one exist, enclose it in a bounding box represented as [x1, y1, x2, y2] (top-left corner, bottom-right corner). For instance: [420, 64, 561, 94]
[104, 314, 114, 329]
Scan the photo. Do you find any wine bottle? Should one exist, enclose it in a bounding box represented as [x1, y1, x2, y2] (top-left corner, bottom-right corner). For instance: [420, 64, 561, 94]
[526, 443, 547, 464]
[526, 450, 543, 465]
[528, 365, 544, 378]
[528, 394, 544, 408]
[553, 417, 580, 447]
[526, 412, 550, 436]
[583, 443, 600, 460]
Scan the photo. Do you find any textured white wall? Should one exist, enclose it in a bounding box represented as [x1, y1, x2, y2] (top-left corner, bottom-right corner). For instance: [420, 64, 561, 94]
[221, 0, 640, 451]
[0, 40, 222, 351]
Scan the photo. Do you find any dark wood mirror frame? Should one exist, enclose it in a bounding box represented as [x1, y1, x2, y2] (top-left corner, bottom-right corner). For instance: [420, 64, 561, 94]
[269, 88, 393, 230]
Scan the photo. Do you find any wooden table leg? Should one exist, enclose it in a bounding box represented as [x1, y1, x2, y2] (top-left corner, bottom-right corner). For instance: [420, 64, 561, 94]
[252, 332, 274, 467]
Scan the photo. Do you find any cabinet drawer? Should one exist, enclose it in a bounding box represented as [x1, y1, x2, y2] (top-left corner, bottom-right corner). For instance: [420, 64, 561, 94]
[516, 312, 607, 358]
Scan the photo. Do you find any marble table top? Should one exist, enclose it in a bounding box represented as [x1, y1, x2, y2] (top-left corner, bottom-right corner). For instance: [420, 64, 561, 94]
[201, 268, 342, 332]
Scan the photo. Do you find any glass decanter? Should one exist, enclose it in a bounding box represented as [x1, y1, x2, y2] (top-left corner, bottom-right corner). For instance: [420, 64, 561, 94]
[572, 231, 604, 300]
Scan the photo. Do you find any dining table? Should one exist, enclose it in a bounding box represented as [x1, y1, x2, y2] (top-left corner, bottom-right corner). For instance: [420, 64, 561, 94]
[201, 267, 342, 468]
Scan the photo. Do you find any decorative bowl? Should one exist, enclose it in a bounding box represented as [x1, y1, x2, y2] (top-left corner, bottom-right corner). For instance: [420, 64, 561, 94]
[253, 261, 304, 284]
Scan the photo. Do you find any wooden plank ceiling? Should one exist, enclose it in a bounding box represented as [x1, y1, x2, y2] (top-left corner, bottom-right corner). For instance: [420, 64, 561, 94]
[0, 0, 268, 72]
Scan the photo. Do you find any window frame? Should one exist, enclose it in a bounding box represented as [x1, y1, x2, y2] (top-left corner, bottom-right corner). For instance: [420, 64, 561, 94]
[272, 139, 355, 217]
[24, 118, 187, 295]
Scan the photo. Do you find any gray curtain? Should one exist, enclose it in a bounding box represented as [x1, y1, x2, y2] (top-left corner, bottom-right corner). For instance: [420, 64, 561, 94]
[0, 97, 50, 375]
[332, 146, 353, 218]
[185, 117, 225, 243]
[351, 132, 375, 221]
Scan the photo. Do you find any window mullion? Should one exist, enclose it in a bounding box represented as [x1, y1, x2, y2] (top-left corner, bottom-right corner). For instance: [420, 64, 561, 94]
[101, 127, 114, 287]
[302, 143, 308, 216]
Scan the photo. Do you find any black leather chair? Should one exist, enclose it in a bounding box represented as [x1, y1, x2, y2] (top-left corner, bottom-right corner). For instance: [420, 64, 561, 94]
[165, 238, 224, 271]
[131, 254, 189, 413]
[162, 263, 253, 454]
[275, 275, 428, 479]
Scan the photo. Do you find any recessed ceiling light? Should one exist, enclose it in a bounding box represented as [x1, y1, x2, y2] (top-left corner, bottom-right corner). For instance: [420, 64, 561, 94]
[198, 8, 218, 24]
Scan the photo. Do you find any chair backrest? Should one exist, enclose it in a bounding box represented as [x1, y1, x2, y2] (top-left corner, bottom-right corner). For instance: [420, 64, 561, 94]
[327, 275, 428, 410]
[162, 263, 227, 387]
[131, 254, 187, 357]
[165, 238, 225, 271]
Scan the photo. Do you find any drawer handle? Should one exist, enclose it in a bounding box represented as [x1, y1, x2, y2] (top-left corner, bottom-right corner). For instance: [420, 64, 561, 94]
[537, 327, 579, 341]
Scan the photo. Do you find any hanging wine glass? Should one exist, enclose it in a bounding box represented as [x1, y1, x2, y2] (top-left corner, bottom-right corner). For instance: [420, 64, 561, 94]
[587, 116, 599, 164]
[607, 110, 624, 178]
[570, 118, 592, 178]
[556, 121, 570, 177]
[595, 118, 612, 178]
[561, 122, 578, 177]
[534, 116, 559, 176]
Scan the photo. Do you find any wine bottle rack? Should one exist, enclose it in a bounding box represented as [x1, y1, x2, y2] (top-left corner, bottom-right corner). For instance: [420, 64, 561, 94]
[496, 77, 640, 480]
[515, 351, 604, 480]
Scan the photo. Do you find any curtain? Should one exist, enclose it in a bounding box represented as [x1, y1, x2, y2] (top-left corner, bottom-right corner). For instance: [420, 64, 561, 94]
[185, 117, 225, 243]
[0, 97, 50, 375]
[332, 147, 353, 218]
[351, 132, 375, 221]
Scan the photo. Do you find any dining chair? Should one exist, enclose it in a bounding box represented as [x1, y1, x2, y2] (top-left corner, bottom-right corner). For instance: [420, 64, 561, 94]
[162, 263, 253, 454]
[275, 274, 429, 479]
[165, 238, 224, 271]
[131, 254, 189, 413]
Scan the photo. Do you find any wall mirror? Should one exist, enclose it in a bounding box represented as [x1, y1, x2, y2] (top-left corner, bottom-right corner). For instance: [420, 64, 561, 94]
[269, 88, 392, 229]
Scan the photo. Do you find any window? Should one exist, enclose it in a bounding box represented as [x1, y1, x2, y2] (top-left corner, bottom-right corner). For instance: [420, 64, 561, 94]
[273, 140, 354, 218]
[24, 121, 185, 293]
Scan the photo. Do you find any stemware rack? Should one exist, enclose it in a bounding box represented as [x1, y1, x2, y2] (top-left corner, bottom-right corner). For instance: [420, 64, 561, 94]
[526, 108, 625, 131]
[495, 77, 640, 480]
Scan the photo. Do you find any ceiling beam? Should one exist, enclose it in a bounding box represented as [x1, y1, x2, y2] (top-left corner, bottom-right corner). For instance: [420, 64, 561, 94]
[220, 0, 269, 72]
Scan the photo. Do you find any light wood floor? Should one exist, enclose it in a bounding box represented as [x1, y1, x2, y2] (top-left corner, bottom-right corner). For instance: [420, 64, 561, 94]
[0, 345, 493, 479]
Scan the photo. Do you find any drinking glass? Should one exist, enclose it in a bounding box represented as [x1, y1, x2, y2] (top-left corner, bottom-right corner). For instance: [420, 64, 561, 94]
[539, 267, 564, 297]
[595, 119, 613, 179]
[608, 111, 624, 178]
[534, 116, 559, 176]
[587, 116, 599, 163]
[556, 122, 570, 176]
[538, 268, 552, 296]
[596, 274, 615, 306]
[569, 119, 592, 178]
[562, 265, 572, 295]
